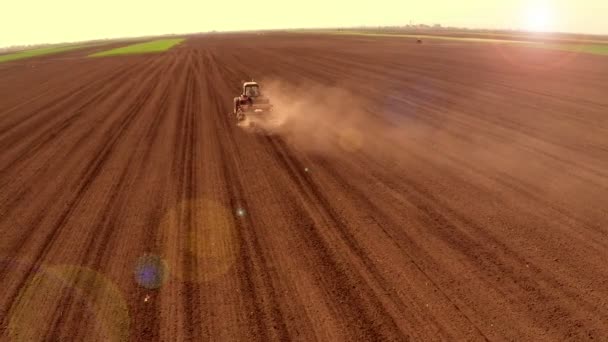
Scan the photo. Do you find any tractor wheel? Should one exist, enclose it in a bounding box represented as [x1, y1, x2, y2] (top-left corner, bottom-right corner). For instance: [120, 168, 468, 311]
[236, 110, 246, 122]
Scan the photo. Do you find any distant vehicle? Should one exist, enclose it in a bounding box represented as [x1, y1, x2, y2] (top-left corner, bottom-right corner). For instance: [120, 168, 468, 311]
[233, 81, 273, 122]
[417, 39, 423, 44]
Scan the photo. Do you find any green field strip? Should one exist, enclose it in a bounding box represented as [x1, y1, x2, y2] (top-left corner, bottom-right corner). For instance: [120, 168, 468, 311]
[90, 38, 185, 57]
[315, 31, 608, 56]
[532, 43, 608, 56]
[455, 33, 608, 45]
[379, 30, 608, 45]
[320, 30, 539, 44]
[0, 44, 90, 63]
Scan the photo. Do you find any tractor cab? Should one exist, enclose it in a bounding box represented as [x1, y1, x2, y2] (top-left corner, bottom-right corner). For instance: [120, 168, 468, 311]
[243, 82, 261, 98]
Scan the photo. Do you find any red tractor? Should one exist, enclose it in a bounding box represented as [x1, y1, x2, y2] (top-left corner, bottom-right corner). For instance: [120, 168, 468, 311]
[233, 81, 273, 122]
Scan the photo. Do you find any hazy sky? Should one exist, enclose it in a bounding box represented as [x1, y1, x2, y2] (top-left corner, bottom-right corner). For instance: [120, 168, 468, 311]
[1, 0, 607, 47]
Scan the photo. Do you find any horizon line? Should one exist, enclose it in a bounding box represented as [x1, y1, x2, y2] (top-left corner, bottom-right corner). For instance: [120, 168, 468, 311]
[2, 24, 607, 50]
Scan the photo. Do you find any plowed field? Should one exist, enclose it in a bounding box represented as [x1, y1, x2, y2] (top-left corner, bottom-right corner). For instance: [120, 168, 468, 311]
[1, 33, 607, 341]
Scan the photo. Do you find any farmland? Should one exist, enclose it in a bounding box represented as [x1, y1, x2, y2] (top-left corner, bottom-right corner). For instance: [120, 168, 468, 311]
[1, 32, 608, 341]
[90, 38, 185, 57]
[0, 45, 91, 63]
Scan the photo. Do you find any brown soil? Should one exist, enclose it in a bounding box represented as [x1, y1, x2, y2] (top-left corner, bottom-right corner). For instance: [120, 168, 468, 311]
[1, 33, 607, 341]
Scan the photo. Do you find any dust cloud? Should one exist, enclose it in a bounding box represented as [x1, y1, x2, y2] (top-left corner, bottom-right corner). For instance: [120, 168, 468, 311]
[244, 79, 397, 157]
[240, 78, 592, 218]
[243, 78, 600, 222]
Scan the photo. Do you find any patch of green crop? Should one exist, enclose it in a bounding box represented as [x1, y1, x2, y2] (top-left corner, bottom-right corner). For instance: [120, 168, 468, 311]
[316, 31, 608, 56]
[0, 45, 89, 63]
[90, 39, 185, 57]
[532, 43, 608, 56]
[320, 30, 532, 44]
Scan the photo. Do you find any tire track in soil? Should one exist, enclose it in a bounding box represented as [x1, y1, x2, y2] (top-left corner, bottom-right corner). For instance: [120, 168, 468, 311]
[267, 138, 410, 340]
[176, 49, 204, 341]
[124, 53, 183, 342]
[203, 49, 290, 341]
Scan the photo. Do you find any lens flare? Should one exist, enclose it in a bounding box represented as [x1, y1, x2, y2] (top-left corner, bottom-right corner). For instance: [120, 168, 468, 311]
[236, 208, 247, 217]
[134, 254, 169, 289]
[159, 198, 239, 283]
[8, 265, 129, 342]
[492, 42, 581, 72]
[522, 2, 555, 32]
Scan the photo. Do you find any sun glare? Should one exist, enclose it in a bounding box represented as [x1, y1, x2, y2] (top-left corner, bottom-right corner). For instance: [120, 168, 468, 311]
[522, 1, 556, 32]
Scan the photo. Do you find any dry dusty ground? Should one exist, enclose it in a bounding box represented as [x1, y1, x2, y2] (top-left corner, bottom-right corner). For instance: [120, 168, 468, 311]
[1, 33, 608, 341]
